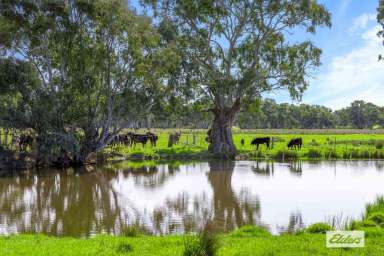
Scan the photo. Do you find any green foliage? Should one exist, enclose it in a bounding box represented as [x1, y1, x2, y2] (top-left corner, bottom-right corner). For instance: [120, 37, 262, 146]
[183, 229, 220, 256]
[364, 197, 384, 219]
[144, 0, 331, 156]
[121, 226, 142, 237]
[0, 0, 175, 162]
[305, 223, 334, 234]
[116, 242, 133, 253]
[368, 213, 384, 226]
[350, 220, 378, 230]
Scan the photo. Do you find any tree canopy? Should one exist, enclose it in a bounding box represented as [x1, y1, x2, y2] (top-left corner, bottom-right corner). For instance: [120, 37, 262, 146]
[144, 0, 331, 157]
[0, 0, 176, 163]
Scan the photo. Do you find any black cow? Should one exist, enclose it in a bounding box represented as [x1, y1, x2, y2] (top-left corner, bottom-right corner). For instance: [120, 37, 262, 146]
[251, 137, 271, 150]
[110, 134, 130, 146]
[19, 134, 33, 152]
[128, 132, 148, 147]
[287, 138, 303, 150]
[146, 131, 159, 147]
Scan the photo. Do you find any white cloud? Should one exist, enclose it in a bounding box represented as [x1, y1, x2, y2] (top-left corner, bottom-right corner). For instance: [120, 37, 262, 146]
[349, 13, 376, 34]
[305, 25, 384, 110]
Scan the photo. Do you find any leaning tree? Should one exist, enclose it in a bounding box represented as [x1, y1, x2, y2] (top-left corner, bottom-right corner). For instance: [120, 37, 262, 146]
[0, 0, 176, 163]
[145, 0, 331, 157]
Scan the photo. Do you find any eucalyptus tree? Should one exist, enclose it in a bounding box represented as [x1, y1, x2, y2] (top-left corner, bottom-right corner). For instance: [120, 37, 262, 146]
[145, 0, 331, 157]
[0, 0, 176, 163]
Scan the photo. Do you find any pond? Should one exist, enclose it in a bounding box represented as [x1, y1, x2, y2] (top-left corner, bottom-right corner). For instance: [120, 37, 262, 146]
[0, 160, 384, 237]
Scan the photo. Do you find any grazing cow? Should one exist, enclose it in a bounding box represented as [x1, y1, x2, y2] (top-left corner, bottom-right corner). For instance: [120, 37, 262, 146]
[251, 137, 271, 150]
[240, 139, 245, 147]
[146, 131, 159, 147]
[287, 138, 303, 150]
[110, 134, 130, 146]
[168, 131, 181, 147]
[19, 134, 33, 152]
[128, 132, 148, 147]
[120, 134, 131, 145]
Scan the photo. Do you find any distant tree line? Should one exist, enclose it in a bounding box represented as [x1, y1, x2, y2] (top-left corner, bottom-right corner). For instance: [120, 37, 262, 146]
[146, 99, 384, 129]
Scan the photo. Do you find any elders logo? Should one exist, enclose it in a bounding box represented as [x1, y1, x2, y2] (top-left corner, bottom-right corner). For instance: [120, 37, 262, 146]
[326, 231, 365, 248]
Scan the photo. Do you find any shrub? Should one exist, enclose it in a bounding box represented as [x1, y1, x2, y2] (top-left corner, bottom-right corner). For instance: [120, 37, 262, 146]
[365, 197, 384, 217]
[368, 212, 384, 226]
[183, 224, 220, 256]
[230, 225, 271, 238]
[350, 220, 377, 230]
[116, 242, 133, 253]
[360, 227, 384, 238]
[305, 223, 334, 234]
[121, 225, 141, 237]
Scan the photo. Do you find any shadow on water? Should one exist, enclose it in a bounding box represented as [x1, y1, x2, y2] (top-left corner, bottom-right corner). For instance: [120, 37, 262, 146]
[0, 160, 384, 236]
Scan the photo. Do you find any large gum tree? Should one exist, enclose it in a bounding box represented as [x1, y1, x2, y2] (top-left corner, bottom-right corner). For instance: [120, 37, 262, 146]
[145, 0, 331, 157]
[0, 0, 176, 163]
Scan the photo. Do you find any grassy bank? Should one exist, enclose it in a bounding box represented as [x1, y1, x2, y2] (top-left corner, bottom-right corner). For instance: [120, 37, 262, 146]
[1, 231, 383, 256]
[2, 197, 384, 256]
[104, 129, 384, 160]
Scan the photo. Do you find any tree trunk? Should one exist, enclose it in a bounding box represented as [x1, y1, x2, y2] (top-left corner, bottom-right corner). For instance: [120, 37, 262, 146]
[208, 99, 240, 158]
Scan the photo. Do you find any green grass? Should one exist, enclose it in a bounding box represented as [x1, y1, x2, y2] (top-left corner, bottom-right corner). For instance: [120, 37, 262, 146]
[1, 228, 384, 256]
[103, 129, 384, 160]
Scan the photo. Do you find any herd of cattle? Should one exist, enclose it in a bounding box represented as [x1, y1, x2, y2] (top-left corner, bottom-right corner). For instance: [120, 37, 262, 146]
[111, 131, 160, 147]
[110, 131, 182, 148]
[15, 131, 303, 152]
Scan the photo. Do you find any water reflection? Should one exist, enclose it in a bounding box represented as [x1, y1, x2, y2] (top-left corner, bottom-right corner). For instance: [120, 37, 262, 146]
[208, 161, 260, 232]
[0, 160, 384, 236]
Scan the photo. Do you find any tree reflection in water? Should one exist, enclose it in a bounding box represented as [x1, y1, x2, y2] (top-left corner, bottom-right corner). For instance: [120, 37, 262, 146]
[0, 167, 123, 236]
[0, 161, 262, 236]
[4, 160, 381, 237]
[208, 161, 260, 232]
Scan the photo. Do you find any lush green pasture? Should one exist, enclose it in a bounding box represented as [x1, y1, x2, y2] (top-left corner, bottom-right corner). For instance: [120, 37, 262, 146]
[105, 129, 384, 160]
[1, 225, 384, 256]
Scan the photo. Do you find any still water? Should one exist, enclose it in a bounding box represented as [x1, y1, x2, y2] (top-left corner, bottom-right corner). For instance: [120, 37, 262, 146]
[0, 160, 384, 237]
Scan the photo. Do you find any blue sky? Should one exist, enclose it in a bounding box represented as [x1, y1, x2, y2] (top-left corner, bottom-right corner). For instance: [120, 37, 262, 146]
[132, 0, 383, 110]
[269, 0, 383, 109]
